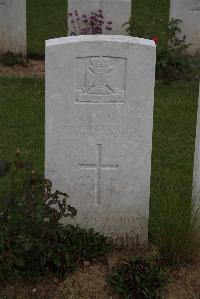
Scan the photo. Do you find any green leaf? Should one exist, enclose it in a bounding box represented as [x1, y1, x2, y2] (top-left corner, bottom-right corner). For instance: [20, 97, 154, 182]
[0, 160, 10, 177]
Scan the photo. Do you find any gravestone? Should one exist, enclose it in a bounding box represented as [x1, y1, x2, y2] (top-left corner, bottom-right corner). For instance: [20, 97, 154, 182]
[68, 0, 131, 35]
[0, 0, 26, 55]
[170, 0, 200, 54]
[45, 35, 156, 247]
[193, 84, 200, 198]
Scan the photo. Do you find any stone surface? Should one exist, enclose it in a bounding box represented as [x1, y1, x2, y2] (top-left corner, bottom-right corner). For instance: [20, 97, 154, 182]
[0, 0, 26, 55]
[170, 0, 200, 54]
[193, 84, 200, 198]
[45, 35, 156, 247]
[68, 0, 131, 35]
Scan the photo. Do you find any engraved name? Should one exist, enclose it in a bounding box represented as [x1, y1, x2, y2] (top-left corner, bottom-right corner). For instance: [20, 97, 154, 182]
[55, 125, 137, 139]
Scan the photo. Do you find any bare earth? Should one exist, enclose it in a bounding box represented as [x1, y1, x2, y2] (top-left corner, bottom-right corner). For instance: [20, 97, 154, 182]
[162, 262, 200, 299]
[0, 249, 200, 298]
[0, 60, 45, 78]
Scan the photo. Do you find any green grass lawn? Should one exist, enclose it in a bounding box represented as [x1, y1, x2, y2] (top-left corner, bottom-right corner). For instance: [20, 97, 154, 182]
[132, 0, 170, 39]
[150, 82, 198, 225]
[0, 77, 199, 219]
[27, 0, 170, 56]
[0, 78, 44, 174]
[27, 0, 67, 57]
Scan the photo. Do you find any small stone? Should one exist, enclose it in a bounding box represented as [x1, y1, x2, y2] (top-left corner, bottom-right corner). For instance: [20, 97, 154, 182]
[83, 261, 91, 266]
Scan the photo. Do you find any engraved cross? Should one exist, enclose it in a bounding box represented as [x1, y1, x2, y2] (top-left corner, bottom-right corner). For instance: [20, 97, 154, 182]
[79, 144, 118, 205]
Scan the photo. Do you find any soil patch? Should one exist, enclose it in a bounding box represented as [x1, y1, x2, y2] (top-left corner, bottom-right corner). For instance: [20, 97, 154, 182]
[0, 60, 45, 78]
[56, 249, 135, 299]
[162, 261, 200, 298]
[0, 274, 60, 299]
[0, 251, 200, 298]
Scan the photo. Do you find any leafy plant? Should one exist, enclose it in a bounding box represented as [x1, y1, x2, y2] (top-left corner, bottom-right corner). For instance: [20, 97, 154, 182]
[155, 18, 193, 82]
[0, 149, 112, 281]
[67, 10, 112, 35]
[0, 51, 28, 67]
[122, 17, 146, 38]
[124, 17, 200, 82]
[108, 256, 166, 299]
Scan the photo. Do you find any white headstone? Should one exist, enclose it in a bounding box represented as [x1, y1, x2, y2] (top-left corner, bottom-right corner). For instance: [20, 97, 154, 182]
[0, 0, 26, 55]
[170, 0, 200, 54]
[68, 0, 131, 35]
[193, 84, 200, 198]
[45, 35, 156, 247]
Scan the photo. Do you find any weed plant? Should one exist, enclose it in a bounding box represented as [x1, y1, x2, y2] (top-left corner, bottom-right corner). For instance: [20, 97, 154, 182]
[124, 18, 200, 82]
[108, 256, 166, 298]
[0, 150, 112, 281]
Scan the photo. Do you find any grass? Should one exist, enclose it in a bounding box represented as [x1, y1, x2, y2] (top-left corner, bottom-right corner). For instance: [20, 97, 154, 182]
[27, 0, 67, 57]
[0, 78, 44, 174]
[150, 81, 199, 263]
[151, 81, 198, 210]
[132, 0, 170, 40]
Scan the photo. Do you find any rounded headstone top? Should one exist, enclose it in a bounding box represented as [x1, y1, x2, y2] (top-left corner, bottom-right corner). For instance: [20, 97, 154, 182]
[46, 35, 155, 48]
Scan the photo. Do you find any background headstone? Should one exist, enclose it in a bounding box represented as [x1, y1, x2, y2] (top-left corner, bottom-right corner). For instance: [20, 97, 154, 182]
[193, 84, 200, 198]
[0, 0, 26, 55]
[45, 35, 156, 247]
[170, 0, 200, 54]
[68, 0, 131, 35]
